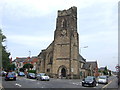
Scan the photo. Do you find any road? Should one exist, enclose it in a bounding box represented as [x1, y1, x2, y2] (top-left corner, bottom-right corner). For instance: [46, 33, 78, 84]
[1, 76, 119, 89]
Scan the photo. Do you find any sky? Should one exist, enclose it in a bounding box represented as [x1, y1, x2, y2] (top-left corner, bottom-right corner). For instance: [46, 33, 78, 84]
[0, 0, 118, 71]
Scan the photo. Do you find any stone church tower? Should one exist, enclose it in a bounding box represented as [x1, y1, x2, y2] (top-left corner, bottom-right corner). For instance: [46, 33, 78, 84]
[36, 6, 86, 79]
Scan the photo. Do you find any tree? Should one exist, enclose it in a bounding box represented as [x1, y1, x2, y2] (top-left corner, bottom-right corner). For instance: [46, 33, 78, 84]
[19, 68, 25, 72]
[103, 66, 108, 75]
[109, 70, 111, 76]
[23, 63, 33, 71]
[7, 64, 16, 71]
[0, 29, 11, 71]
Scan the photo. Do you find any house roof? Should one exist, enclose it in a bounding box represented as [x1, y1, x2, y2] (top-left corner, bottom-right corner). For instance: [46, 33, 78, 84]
[98, 67, 111, 71]
[82, 61, 98, 70]
[82, 62, 90, 70]
[14, 58, 27, 62]
[14, 56, 38, 63]
[87, 61, 97, 69]
[99, 67, 105, 71]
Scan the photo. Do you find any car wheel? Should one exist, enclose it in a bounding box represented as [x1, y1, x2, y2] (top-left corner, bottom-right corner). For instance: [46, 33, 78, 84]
[96, 83, 98, 86]
[82, 84, 84, 86]
[93, 83, 96, 87]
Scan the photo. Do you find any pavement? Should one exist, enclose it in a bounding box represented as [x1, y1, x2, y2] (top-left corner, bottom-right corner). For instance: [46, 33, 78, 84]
[0, 76, 3, 90]
[0, 83, 3, 89]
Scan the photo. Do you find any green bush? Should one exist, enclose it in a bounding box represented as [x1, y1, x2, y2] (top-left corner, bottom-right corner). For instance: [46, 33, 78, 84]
[28, 70, 36, 73]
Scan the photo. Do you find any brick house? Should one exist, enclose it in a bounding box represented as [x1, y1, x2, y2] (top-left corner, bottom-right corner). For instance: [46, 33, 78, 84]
[13, 56, 38, 72]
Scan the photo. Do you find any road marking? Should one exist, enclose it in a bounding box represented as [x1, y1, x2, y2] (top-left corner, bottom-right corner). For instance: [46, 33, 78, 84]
[102, 78, 117, 88]
[15, 83, 22, 87]
[72, 82, 81, 85]
[102, 81, 112, 88]
[25, 78, 36, 81]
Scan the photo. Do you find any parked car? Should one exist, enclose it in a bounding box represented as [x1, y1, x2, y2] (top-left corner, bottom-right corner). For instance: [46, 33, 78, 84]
[1, 71, 7, 76]
[36, 73, 50, 81]
[82, 76, 97, 87]
[98, 76, 108, 84]
[27, 73, 36, 79]
[18, 72, 25, 76]
[5, 72, 16, 81]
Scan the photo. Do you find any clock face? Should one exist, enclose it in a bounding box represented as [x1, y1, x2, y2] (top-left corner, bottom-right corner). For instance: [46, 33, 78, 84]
[61, 30, 67, 36]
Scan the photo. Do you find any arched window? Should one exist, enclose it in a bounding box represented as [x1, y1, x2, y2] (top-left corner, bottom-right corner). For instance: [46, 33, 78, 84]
[61, 18, 67, 29]
[49, 57, 53, 64]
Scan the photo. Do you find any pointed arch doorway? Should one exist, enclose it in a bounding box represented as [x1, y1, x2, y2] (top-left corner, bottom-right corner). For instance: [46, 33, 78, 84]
[61, 68, 66, 77]
[58, 65, 67, 78]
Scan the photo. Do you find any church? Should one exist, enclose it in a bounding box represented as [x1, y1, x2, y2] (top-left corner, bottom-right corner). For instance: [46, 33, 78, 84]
[36, 6, 99, 79]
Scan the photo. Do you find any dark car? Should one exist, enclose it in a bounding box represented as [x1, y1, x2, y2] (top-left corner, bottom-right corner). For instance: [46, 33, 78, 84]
[18, 72, 25, 76]
[82, 76, 97, 87]
[27, 73, 36, 79]
[5, 72, 16, 81]
[36, 73, 50, 81]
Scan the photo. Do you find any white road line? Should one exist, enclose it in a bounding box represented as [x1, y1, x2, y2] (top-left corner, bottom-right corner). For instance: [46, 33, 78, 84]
[24, 78, 36, 81]
[72, 82, 81, 85]
[15, 83, 22, 87]
[102, 81, 112, 88]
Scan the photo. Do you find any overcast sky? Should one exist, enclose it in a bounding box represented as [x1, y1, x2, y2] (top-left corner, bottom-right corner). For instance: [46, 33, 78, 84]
[1, 0, 118, 71]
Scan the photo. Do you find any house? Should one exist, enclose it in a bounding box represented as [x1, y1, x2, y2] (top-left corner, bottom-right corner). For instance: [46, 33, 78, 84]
[13, 56, 38, 72]
[81, 61, 99, 77]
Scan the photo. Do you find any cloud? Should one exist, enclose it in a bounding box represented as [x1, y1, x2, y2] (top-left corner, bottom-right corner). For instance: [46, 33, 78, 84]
[2, 0, 118, 19]
[1, 0, 118, 71]
[7, 35, 53, 47]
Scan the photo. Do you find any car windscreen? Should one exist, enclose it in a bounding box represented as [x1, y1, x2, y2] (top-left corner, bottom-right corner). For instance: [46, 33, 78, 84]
[29, 73, 35, 75]
[99, 76, 106, 79]
[85, 78, 93, 81]
[40, 73, 46, 76]
[8, 72, 15, 76]
[20, 72, 24, 74]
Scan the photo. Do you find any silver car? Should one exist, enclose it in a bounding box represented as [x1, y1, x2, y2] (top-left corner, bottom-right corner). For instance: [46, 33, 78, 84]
[98, 76, 108, 84]
[36, 73, 50, 81]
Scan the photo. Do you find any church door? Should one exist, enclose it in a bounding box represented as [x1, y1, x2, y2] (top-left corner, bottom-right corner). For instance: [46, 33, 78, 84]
[61, 68, 66, 77]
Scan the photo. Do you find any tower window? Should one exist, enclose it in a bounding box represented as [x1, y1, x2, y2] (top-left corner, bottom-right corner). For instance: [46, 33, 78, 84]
[47, 69, 50, 72]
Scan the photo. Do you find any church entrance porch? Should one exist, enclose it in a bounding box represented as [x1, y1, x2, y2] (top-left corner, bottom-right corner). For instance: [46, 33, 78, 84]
[58, 65, 67, 79]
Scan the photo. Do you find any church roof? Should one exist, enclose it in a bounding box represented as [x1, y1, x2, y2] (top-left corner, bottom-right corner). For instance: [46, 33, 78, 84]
[78, 54, 86, 63]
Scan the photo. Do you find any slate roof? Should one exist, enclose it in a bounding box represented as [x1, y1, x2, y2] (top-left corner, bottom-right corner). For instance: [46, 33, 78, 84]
[98, 67, 105, 71]
[78, 54, 86, 63]
[82, 61, 98, 70]
[82, 62, 91, 70]
[87, 61, 97, 69]
[14, 56, 38, 63]
[14, 58, 27, 62]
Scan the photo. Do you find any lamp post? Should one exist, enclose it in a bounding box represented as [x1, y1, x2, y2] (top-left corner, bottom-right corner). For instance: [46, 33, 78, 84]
[29, 51, 31, 58]
[80, 46, 88, 54]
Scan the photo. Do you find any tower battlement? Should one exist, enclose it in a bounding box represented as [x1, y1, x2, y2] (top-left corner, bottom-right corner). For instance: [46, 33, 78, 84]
[58, 6, 77, 17]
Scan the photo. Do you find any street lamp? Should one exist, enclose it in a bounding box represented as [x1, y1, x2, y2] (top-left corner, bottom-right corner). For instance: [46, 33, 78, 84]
[29, 51, 31, 58]
[80, 46, 88, 54]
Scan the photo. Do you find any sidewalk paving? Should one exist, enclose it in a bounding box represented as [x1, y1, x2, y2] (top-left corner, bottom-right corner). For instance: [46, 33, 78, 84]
[0, 82, 3, 90]
[0, 76, 3, 90]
